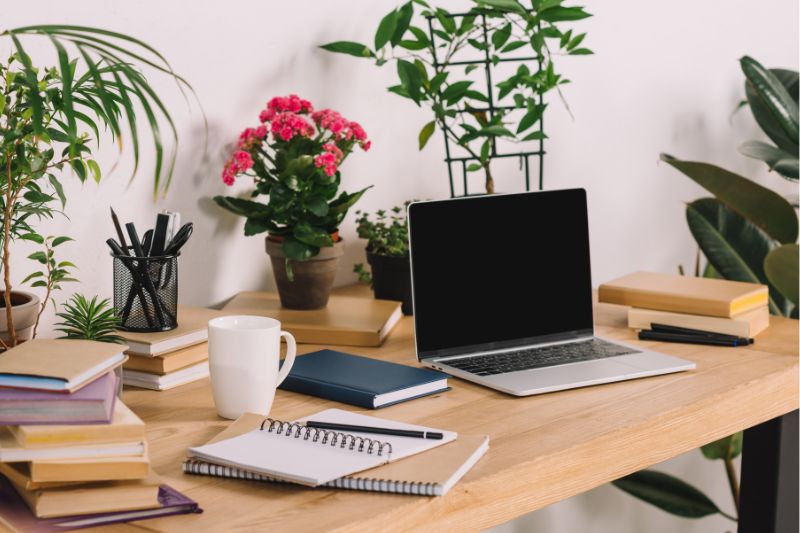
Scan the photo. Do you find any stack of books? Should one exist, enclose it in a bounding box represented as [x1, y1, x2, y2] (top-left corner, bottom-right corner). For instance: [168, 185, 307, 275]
[0, 339, 201, 527]
[120, 306, 224, 390]
[599, 272, 770, 343]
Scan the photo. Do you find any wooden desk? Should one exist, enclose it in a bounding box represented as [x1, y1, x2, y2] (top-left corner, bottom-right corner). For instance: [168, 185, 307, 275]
[118, 291, 798, 532]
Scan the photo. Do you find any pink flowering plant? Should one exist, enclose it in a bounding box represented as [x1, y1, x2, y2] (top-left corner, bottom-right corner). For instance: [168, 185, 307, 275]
[214, 94, 371, 264]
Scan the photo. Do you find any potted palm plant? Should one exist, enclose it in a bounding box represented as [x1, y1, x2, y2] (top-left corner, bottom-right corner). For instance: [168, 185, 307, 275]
[0, 25, 197, 347]
[215, 95, 371, 310]
[353, 204, 413, 314]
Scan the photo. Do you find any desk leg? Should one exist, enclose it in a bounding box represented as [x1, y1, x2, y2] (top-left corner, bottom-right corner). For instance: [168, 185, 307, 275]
[738, 410, 798, 533]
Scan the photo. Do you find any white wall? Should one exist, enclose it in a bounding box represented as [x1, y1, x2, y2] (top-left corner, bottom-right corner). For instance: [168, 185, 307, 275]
[4, 1, 797, 531]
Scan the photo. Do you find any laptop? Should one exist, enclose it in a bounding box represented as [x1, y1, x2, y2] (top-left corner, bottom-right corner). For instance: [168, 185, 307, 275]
[407, 189, 695, 396]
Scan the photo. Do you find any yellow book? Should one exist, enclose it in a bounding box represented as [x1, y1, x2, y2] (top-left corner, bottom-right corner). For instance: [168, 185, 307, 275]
[124, 342, 208, 375]
[598, 271, 768, 318]
[29, 455, 150, 484]
[8, 401, 145, 448]
[222, 292, 402, 347]
[628, 305, 770, 338]
[119, 306, 226, 356]
[7, 475, 160, 518]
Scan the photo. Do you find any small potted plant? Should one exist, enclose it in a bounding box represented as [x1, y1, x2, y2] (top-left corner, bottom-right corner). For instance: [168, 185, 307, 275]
[215, 95, 371, 310]
[353, 204, 413, 315]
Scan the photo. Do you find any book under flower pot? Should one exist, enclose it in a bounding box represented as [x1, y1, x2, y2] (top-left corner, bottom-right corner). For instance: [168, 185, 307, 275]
[0, 291, 40, 346]
[367, 252, 413, 315]
[265, 237, 344, 310]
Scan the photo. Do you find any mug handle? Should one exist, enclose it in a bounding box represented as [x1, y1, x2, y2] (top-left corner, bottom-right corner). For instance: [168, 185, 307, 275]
[275, 330, 297, 386]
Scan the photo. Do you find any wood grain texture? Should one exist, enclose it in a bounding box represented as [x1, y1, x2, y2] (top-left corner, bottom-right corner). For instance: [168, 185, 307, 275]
[107, 287, 797, 533]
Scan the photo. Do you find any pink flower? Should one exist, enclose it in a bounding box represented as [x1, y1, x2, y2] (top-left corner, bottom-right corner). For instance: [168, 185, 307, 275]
[220, 150, 254, 185]
[266, 94, 313, 115]
[237, 126, 268, 149]
[361, 140, 371, 151]
[270, 112, 315, 142]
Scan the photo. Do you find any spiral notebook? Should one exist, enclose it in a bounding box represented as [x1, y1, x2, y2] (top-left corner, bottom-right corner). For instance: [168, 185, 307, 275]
[183, 413, 488, 496]
[187, 409, 457, 487]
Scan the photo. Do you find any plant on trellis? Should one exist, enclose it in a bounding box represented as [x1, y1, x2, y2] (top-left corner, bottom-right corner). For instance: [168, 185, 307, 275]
[322, 0, 592, 194]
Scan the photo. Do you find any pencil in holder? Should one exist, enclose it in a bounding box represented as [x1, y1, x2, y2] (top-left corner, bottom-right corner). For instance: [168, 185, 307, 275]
[112, 252, 179, 332]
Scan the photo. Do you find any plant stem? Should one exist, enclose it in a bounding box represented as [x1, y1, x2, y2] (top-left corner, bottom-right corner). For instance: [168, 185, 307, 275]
[2, 149, 15, 347]
[484, 163, 495, 194]
[32, 241, 52, 339]
[724, 454, 741, 513]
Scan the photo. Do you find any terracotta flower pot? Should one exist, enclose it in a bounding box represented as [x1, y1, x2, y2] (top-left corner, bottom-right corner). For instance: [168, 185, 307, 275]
[0, 290, 40, 345]
[265, 237, 345, 310]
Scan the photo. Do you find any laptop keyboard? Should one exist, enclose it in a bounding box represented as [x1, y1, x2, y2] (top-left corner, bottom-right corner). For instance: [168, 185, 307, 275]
[443, 338, 640, 376]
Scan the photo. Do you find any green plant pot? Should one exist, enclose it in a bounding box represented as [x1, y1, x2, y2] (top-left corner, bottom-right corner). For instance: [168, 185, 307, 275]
[266, 238, 345, 310]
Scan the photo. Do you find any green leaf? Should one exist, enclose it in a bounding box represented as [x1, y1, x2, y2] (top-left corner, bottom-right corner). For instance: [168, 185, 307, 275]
[294, 224, 334, 248]
[20, 233, 45, 244]
[745, 68, 799, 153]
[539, 6, 592, 22]
[213, 196, 272, 218]
[28, 251, 48, 264]
[243, 218, 271, 236]
[48, 175, 66, 208]
[701, 432, 743, 460]
[492, 24, 512, 50]
[740, 56, 798, 145]
[522, 130, 547, 141]
[418, 120, 436, 150]
[86, 159, 102, 183]
[303, 195, 330, 217]
[501, 40, 527, 53]
[517, 105, 545, 133]
[319, 41, 374, 58]
[329, 186, 372, 215]
[474, 0, 526, 14]
[479, 124, 514, 137]
[391, 3, 414, 46]
[568, 48, 593, 55]
[21, 271, 44, 284]
[613, 470, 722, 519]
[51, 236, 74, 247]
[441, 80, 473, 104]
[466, 163, 482, 172]
[434, 8, 456, 34]
[686, 198, 783, 314]
[764, 244, 799, 306]
[566, 32, 586, 50]
[397, 59, 423, 104]
[0, 94, 5, 115]
[661, 154, 798, 244]
[282, 235, 318, 261]
[375, 9, 399, 50]
[738, 140, 798, 181]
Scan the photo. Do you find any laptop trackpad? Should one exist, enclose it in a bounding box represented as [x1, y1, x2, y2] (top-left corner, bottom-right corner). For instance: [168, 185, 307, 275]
[491, 359, 637, 393]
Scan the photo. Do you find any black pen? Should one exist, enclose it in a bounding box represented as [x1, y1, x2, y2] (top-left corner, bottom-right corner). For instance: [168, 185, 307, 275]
[639, 330, 742, 347]
[650, 323, 753, 345]
[305, 421, 444, 440]
[110, 207, 128, 252]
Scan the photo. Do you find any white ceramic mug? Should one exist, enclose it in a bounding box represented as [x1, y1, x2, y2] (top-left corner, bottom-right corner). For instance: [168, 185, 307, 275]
[207, 315, 297, 420]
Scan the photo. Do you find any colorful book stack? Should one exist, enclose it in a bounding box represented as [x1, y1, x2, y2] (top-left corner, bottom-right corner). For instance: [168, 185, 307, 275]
[599, 272, 770, 343]
[0, 339, 201, 528]
[120, 306, 224, 391]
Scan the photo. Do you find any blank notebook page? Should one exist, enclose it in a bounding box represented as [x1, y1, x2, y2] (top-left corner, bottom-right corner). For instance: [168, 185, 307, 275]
[187, 408, 456, 486]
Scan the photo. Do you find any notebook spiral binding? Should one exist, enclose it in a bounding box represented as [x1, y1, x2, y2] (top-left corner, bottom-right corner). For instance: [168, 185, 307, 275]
[182, 459, 440, 496]
[260, 418, 393, 457]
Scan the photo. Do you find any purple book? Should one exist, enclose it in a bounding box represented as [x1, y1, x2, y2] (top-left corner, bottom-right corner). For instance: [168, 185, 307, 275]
[0, 477, 202, 531]
[0, 371, 117, 425]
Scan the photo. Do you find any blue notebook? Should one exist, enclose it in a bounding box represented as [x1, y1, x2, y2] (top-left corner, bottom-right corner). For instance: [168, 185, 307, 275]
[279, 350, 450, 409]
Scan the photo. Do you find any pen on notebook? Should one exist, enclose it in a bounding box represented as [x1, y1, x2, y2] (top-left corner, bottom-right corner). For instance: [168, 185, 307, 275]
[304, 421, 444, 440]
[650, 323, 753, 344]
[638, 330, 742, 347]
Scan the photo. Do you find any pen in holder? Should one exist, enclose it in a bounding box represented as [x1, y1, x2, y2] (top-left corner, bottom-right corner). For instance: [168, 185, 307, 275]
[112, 250, 179, 332]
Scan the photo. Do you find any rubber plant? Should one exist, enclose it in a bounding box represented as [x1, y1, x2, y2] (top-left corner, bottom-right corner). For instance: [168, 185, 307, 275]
[0, 25, 198, 347]
[321, 0, 592, 193]
[613, 57, 798, 525]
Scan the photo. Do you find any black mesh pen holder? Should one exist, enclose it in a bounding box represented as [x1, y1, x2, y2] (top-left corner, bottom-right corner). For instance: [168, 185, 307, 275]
[112, 252, 179, 332]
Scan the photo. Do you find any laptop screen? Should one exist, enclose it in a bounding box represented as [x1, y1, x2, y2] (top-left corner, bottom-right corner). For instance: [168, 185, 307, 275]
[408, 189, 594, 359]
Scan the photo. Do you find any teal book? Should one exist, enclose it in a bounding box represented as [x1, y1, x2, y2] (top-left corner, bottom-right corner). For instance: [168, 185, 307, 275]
[279, 350, 449, 409]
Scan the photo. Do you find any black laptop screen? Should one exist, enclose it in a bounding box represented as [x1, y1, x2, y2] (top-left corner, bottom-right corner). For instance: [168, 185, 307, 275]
[408, 189, 594, 359]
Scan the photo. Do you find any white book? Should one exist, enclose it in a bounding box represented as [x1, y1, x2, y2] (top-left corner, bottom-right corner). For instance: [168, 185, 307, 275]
[187, 409, 457, 487]
[123, 362, 208, 391]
